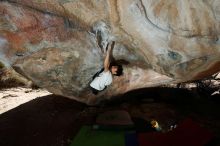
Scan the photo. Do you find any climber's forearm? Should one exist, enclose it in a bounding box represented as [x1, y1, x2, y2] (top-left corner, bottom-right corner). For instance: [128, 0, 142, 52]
[104, 44, 112, 71]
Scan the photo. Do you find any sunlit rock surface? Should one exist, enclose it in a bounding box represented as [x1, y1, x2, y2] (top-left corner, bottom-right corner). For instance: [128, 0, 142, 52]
[0, 0, 220, 104]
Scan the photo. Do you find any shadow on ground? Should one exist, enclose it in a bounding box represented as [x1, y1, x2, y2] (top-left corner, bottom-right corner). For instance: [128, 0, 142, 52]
[0, 87, 219, 146]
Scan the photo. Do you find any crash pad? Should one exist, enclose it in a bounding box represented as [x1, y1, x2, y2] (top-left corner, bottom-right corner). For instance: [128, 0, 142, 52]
[96, 110, 133, 126]
[138, 118, 213, 146]
[70, 126, 125, 146]
[125, 132, 139, 146]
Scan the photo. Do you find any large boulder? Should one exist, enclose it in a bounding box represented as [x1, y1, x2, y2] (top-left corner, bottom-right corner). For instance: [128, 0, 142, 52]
[0, 0, 219, 104]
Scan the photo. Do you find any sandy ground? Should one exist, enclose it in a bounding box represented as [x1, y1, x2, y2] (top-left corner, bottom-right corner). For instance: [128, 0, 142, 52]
[0, 87, 51, 114]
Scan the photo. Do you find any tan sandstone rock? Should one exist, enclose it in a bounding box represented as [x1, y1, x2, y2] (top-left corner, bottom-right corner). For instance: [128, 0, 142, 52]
[0, 0, 219, 104]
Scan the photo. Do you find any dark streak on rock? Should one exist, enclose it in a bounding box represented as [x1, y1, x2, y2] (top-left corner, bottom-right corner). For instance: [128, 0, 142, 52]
[168, 50, 182, 61]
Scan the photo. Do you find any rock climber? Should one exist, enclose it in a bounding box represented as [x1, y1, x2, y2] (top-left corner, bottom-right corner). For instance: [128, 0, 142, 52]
[90, 41, 123, 95]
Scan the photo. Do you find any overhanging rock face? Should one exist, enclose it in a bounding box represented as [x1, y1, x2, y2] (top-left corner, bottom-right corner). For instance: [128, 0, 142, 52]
[0, 0, 220, 104]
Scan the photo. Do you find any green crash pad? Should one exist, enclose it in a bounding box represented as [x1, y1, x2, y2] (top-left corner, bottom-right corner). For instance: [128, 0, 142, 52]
[70, 126, 125, 146]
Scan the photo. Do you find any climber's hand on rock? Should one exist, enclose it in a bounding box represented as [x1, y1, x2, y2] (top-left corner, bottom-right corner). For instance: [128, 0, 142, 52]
[106, 41, 115, 52]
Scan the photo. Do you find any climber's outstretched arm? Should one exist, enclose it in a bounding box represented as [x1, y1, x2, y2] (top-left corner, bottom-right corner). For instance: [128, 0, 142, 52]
[104, 42, 114, 72]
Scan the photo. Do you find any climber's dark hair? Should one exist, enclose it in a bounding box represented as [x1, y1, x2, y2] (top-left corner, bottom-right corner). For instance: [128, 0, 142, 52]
[109, 62, 123, 76]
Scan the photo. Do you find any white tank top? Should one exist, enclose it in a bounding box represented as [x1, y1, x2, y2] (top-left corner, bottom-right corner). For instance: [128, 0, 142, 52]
[90, 70, 113, 91]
